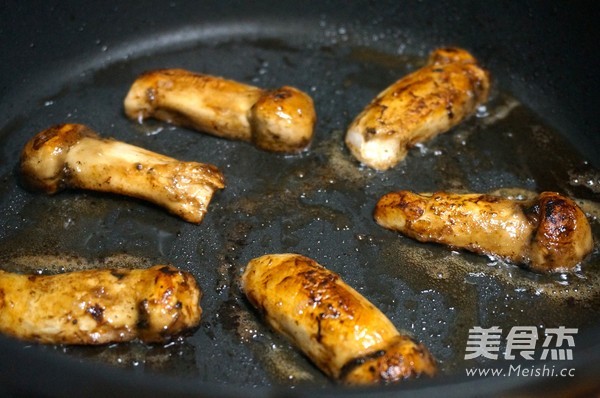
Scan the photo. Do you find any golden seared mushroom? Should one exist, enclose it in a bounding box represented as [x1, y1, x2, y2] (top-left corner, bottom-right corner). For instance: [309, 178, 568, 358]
[0, 265, 202, 344]
[374, 191, 594, 273]
[345, 47, 490, 170]
[20, 123, 225, 224]
[241, 253, 437, 385]
[124, 69, 316, 153]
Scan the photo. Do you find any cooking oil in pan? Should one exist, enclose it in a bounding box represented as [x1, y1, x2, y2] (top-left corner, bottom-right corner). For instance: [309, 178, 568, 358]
[0, 34, 598, 388]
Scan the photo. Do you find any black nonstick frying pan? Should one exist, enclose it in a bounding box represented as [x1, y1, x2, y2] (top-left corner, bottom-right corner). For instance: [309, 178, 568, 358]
[1, 1, 599, 397]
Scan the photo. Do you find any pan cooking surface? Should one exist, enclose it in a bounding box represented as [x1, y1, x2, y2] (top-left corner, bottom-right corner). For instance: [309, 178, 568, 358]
[0, 20, 599, 392]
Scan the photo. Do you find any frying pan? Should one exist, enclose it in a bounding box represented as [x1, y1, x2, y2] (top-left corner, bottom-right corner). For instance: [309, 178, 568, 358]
[0, 1, 598, 397]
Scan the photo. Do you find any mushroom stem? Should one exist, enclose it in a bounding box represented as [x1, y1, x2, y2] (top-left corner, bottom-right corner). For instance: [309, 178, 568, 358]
[20, 123, 225, 223]
[124, 69, 316, 153]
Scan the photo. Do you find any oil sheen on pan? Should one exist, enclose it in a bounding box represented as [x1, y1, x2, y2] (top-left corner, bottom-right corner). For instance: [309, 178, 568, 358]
[0, 24, 598, 388]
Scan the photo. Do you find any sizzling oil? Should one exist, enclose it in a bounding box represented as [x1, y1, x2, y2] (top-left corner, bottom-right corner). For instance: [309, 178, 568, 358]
[0, 33, 598, 388]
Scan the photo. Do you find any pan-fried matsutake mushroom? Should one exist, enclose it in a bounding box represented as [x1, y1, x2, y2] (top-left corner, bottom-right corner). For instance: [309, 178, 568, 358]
[242, 253, 437, 384]
[0, 265, 202, 344]
[20, 123, 225, 224]
[374, 191, 593, 273]
[124, 69, 316, 153]
[345, 47, 490, 170]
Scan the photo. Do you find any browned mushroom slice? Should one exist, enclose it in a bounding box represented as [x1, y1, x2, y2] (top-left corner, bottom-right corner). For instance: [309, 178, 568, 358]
[20, 123, 225, 224]
[124, 69, 316, 153]
[0, 265, 202, 344]
[241, 253, 437, 384]
[374, 191, 593, 273]
[345, 47, 490, 170]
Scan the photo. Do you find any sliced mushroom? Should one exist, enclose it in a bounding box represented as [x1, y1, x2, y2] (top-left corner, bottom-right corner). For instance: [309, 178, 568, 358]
[20, 123, 225, 223]
[124, 69, 316, 153]
[374, 190, 594, 273]
[242, 253, 437, 384]
[345, 47, 490, 170]
[0, 265, 202, 344]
